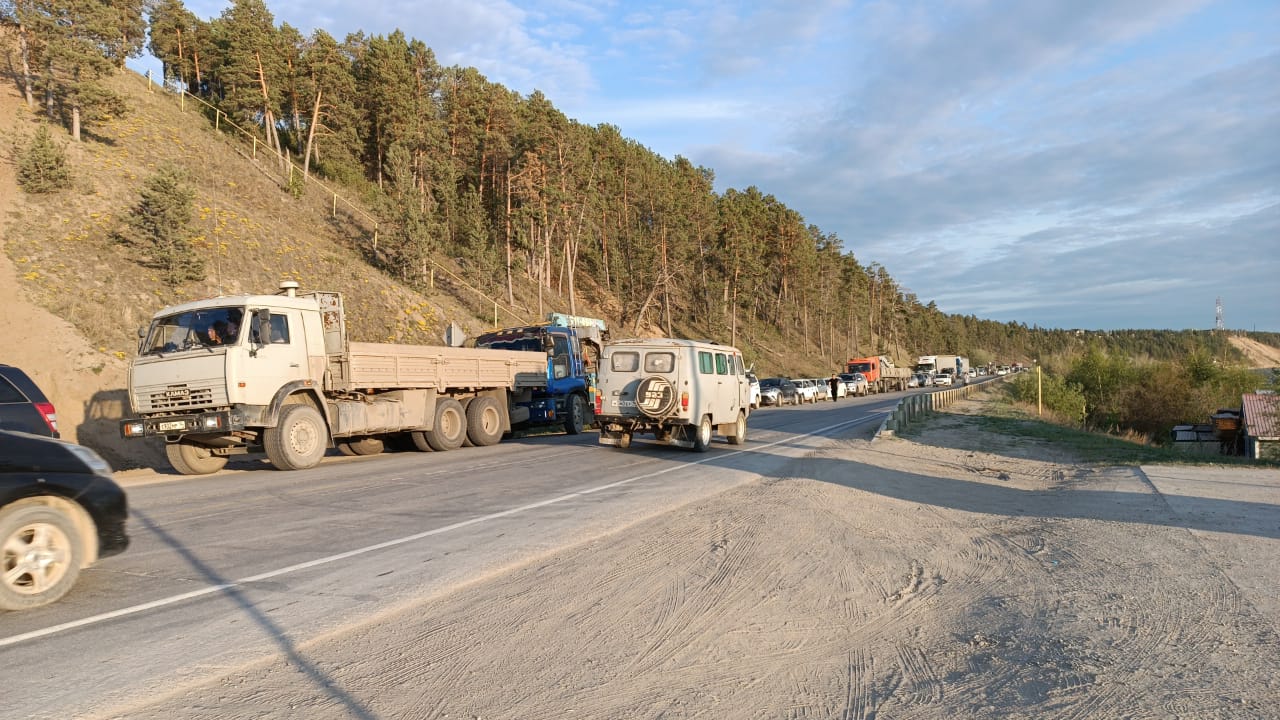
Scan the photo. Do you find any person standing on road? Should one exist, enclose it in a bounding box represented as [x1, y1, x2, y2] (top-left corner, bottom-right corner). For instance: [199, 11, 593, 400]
[829, 373, 841, 402]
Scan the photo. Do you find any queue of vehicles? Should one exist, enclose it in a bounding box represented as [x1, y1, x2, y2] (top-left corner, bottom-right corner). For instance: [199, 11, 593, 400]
[4, 281, 991, 611]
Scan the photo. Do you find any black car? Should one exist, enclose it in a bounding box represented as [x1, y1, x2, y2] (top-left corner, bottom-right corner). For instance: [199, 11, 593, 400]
[760, 377, 800, 406]
[0, 364, 59, 438]
[0, 430, 129, 610]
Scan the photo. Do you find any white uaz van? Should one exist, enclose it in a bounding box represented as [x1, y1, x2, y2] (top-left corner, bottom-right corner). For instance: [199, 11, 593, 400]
[595, 338, 750, 451]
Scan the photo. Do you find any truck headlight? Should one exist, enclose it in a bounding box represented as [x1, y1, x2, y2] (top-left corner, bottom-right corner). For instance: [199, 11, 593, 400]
[201, 415, 223, 429]
[123, 421, 145, 437]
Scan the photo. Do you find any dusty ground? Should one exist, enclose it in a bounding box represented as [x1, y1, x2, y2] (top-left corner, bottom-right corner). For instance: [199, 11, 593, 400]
[96, 394, 1280, 719]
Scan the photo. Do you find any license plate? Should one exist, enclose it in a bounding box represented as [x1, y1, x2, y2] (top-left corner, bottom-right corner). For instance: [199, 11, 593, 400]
[158, 420, 187, 431]
[613, 400, 635, 407]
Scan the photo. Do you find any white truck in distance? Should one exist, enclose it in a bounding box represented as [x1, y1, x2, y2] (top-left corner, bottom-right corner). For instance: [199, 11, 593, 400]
[121, 282, 550, 474]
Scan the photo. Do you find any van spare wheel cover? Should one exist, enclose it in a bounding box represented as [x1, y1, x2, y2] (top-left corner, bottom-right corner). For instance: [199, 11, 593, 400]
[635, 376, 677, 417]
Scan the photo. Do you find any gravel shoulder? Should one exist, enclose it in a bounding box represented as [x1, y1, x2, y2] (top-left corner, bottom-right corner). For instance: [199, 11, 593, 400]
[93, 393, 1280, 719]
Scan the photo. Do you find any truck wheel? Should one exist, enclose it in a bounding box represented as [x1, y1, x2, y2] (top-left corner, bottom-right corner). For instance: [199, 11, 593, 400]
[0, 503, 84, 610]
[264, 404, 328, 471]
[166, 441, 228, 475]
[564, 394, 586, 435]
[690, 415, 713, 452]
[424, 398, 466, 451]
[465, 397, 504, 446]
[726, 411, 747, 445]
[348, 437, 384, 456]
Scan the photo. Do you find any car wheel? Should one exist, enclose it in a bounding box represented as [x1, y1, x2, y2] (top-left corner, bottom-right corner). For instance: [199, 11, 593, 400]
[165, 440, 228, 475]
[0, 502, 85, 611]
[264, 403, 328, 471]
[726, 411, 747, 445]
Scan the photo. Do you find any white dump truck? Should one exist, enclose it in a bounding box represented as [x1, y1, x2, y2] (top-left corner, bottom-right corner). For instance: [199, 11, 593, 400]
[121, 282, 548, 474]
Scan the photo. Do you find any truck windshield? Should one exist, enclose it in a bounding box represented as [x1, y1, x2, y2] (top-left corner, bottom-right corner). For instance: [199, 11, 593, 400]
[848, 362, 873, 373]
[142, 306, 245, 355]
[474, 330, 542, 353]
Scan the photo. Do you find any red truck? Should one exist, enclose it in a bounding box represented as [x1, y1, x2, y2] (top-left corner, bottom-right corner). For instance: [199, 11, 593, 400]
[846, 355, 912, 394]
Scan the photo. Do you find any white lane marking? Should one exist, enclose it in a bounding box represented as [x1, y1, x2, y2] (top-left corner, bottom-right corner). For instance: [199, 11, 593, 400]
[0, 413, 883, 648]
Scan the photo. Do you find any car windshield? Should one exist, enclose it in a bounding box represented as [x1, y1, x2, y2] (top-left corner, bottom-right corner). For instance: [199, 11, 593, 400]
[761, 378, 782, 387]
[142, 306, 245, 355]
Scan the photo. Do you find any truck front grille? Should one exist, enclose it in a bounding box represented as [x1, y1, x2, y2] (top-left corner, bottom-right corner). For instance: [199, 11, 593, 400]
[135, 383, 226, 412]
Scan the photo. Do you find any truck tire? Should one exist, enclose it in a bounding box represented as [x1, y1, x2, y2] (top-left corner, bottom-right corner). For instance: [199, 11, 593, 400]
[0, 502, 84, 610]
[465, 397, 504, 446]
[564, 393, 586, 435]
[726, 411, 747, 445]
[690, 414, 713, 452]
[166, 441, 228, 475]
[264, 404, 328, 471]
[347, 437, 384, 456]
[423, 398, 466, 451]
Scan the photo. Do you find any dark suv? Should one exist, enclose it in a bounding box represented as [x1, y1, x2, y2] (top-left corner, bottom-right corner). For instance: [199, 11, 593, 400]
[0, 364, 59, 438]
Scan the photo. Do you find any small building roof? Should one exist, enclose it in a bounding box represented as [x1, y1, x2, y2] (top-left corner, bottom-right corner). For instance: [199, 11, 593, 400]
[1242, 393, 1280, 440]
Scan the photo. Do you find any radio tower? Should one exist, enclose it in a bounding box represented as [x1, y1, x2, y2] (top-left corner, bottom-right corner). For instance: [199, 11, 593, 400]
[1215, 297, 1224, 331]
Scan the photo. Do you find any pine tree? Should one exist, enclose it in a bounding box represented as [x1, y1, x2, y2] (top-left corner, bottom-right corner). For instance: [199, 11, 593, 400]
[118, 164, 203, 286]
[15, 124, 72, 193]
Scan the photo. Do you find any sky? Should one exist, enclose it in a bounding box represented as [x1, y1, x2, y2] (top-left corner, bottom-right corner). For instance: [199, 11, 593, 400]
[151, 0, 1280, 332]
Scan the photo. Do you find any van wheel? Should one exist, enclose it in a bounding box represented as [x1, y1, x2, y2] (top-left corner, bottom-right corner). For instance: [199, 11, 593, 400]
[564, 393, 586, 435]
[264, 404, 328, 471]
[690, 415, 712, 452]
[0, 503, 84, 610]
[726, 411, 747, 445]
[424, 398, 466, 451]
[166, 440, 228, 475]
[466, 397, 504, 446]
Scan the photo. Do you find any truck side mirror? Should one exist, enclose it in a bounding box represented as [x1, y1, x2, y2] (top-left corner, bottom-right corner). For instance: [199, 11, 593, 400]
[253, 308, 271, 345]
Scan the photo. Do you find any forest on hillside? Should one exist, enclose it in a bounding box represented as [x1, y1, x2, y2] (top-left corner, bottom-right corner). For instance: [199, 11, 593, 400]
[3, 0, 1276, 376]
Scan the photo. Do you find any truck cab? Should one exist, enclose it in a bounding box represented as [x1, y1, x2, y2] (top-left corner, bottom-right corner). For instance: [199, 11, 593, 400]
[473, 316, 604, 434]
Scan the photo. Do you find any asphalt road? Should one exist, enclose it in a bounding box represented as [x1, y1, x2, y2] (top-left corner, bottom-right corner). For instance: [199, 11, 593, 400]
[0, 392, 900, 720]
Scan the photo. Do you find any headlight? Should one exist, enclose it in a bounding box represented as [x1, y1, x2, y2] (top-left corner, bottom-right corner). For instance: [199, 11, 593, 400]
[123, 421, 145, 437]
[66, 443, 115, 476]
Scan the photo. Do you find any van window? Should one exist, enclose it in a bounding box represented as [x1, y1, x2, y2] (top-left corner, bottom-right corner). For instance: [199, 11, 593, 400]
[645, 352, 675, 374]
[611, 352, 640, 372]
[698, 351, 713, 374]
[734, 355, 745, 375]
[715, 353, 728, 375]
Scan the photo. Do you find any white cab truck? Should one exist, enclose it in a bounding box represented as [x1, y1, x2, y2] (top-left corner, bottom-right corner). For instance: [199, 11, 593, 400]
[121, 283, 547, 474]
[595, 338, 749, 451]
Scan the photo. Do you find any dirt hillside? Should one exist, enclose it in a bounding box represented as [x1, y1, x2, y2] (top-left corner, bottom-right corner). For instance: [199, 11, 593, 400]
[1230, 335, 1280, 369]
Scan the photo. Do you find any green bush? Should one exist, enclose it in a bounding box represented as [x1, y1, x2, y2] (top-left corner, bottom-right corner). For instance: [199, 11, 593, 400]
[16, 125, 73, 193]
[1008, 370, 1087, 423]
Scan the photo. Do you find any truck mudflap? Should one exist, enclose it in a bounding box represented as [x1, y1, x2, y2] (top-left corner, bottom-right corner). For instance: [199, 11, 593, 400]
[121, 409, 244, 439]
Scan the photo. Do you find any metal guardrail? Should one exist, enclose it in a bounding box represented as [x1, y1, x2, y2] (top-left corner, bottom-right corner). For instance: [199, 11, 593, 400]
[873, 376, 1007, 440]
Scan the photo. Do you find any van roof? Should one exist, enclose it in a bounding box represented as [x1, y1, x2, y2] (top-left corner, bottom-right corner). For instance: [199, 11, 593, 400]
[605, 338, 740, 353]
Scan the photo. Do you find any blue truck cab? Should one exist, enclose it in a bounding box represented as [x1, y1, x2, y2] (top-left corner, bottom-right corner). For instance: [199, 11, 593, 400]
[473, 314, 605, 434]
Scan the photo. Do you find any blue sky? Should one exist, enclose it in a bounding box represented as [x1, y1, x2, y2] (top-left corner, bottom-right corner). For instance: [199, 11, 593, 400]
[157, 0, 1280, 332]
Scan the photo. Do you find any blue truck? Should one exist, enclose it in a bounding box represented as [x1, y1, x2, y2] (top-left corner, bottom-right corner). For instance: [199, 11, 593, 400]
[473, 314, 606, 435]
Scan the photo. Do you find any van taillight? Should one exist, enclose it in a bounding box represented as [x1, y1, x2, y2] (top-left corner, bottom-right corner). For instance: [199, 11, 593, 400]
[35, 401, 58, 434]
[681, 392, 689, 410]
[594, 392, 602, 415]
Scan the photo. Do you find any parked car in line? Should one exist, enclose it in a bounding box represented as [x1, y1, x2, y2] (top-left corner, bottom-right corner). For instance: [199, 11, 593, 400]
[933, 372, 953, 386]
[825, 376, 848, 399]
[1, 430, 129, 610]
[840, 373, 869, 396]
[810, 379, 830, 401]
[916, 373, 934, 387]
[0, 365, 59, 438]
[794, 379, 818, 404]
[760, 377, 799, 406]
[746, 372, 761, 409]
[906, 374, 921, 389]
